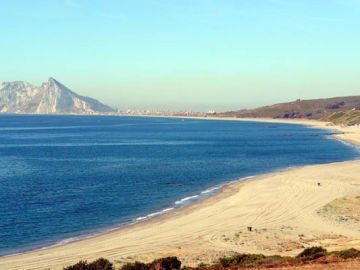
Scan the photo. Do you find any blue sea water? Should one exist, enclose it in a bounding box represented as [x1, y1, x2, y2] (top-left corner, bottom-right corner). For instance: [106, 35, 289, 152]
[0, 114, 359, 256]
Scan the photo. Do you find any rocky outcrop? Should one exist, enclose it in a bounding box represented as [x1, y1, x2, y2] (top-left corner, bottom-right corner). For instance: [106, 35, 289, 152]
[0, 77, 115, 114]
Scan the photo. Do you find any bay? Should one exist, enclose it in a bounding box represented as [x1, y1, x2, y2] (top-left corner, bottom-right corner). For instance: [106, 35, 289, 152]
[0, 115, 359, 256]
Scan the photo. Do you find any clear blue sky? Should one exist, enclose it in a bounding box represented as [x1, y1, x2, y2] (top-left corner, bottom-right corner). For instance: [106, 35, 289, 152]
[1, 0, 359, 111]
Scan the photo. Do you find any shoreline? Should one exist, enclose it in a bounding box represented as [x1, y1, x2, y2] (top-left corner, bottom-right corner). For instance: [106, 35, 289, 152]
[0, 177, 238, 258]
[0, 116, 333, 255]
[0, 117, 330, 256]
[1, 118, 360, 270]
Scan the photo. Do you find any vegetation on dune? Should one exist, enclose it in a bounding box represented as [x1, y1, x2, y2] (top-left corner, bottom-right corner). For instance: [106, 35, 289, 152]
[296, 246, 327, 261]
[63, 256, 182, 270]
[120, 261, 148, 270]
[324, 110, 360, 125]
[63, 247, 360, 270]
[121, 257, 181, 270]
[329, 111, 345, 120]
[330, 248, 360, 259]
[218, 253, 266, 267]
[213, 253, 300, 268]
[215, 96, 360, 125]
[63, 258, 113, 270]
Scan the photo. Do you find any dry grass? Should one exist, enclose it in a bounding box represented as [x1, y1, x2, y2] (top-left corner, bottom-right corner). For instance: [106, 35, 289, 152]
[318, 194, 360, 225]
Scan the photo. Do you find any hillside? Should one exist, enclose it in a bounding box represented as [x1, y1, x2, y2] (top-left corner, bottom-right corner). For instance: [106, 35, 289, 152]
[0, 78, 115, 114]
[217, 96, 360, 125]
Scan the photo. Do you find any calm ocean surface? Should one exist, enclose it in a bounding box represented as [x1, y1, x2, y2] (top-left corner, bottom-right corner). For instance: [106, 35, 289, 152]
[0, 115, 359, 256]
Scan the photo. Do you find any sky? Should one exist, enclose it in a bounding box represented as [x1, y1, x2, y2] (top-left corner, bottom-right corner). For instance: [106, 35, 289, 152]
[0, 0, 359, 111]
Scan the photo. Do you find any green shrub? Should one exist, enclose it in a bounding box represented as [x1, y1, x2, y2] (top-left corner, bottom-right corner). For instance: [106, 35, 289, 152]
[330, 111, 345, 120]
[218, 253, 266, 267]
[88, 258, 113, 270]
[197, 262, 209, 268]
[149, 256, 181, 270]
[64, 260, 90, 270]
[296, 246, 327, 261]
[121, 261, 148, 270]
[64, 258, 113, 270]
[255, 255, 283, 267]
[331, 248, 360, 259]
[120, 257, 181, 270]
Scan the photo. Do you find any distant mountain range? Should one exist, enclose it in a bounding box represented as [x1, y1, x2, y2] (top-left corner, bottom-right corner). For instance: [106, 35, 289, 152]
[0, 78, 115, 114]
[2, 78, 359, 125]
[218, 96, 360, 125]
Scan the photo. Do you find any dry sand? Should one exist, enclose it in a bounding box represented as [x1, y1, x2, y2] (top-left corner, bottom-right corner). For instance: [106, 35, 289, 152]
[1, 118, 360, 270]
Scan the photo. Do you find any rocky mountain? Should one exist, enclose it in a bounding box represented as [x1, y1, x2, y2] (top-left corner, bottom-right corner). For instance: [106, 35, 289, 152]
[0, 78, 115, 114]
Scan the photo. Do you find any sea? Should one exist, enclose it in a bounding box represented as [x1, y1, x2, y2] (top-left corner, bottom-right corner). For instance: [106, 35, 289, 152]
[0, 114, 359, 256]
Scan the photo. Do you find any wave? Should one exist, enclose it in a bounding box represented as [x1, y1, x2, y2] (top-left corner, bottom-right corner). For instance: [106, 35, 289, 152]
[201, 186, 221, 194]
[134, 175, 258, 223]
[135, 207, 175, 222]
[134, 175, 258, 224]
[335, 138, 360, 151]
[175, 195, 199, 205]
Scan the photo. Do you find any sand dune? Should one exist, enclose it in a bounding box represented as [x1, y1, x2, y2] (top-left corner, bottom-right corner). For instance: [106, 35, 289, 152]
[1, 119, 359, 270]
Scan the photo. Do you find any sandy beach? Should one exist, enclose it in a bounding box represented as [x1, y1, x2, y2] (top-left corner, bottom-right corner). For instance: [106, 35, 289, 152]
[1, 118, 360, 270]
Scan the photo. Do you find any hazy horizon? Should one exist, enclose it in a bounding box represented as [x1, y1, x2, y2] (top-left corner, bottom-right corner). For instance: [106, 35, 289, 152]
[1, 1, 359, 111]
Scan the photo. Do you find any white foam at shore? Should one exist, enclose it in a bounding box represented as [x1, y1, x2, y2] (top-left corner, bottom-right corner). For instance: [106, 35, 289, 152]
[135, 207, 175, 221]
[201, 186, 221, 194]
[175, 195, 199, 205]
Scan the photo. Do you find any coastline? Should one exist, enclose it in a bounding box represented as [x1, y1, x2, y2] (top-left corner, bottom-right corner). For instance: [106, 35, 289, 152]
[1, 118, 360, 270]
